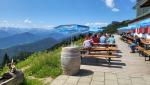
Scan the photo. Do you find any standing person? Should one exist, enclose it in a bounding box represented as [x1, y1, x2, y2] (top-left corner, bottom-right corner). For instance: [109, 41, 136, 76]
[99, 34, 106, 44]
[107, 35, 115, 44]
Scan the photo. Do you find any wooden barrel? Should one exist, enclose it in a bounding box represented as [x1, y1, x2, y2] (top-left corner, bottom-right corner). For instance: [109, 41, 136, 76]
[61, 47, 81, 75]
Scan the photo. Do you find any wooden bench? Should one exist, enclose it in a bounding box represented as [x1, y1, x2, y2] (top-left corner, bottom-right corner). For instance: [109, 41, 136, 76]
[134, 46, 150, 61]
[135, 46, 145, 56]
[92, 43, 117, 47]
[81, 54, 118, 65]
[143, 50, 150, 61]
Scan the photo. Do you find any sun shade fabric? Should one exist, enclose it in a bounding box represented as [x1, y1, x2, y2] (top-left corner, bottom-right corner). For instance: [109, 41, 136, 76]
[148, 27, 150, 34]
[139, 27, 143, 33]
[138, 18, 150, 28]
[133, 29, 136, 33]
[137, 28, 140, 34]
[144, 27, 149, 33]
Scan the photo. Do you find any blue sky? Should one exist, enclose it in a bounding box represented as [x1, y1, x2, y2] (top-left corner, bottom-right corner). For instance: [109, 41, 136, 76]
[0, 0, 136, 28]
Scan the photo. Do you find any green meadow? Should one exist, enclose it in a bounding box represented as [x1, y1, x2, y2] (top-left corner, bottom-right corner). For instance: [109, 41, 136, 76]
[0, 36, 84, 85]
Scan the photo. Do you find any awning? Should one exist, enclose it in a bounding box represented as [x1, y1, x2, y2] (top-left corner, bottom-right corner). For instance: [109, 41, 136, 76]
[128, 23, 138, 30]
[138, 18, 150, 27]
[140, 0, 150, 8]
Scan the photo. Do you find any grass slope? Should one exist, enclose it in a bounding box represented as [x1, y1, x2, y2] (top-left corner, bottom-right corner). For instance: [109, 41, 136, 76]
[0, 37, 84, 85]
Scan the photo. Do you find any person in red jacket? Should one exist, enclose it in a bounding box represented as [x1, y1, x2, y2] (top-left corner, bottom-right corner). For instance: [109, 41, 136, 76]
[92, 34, 99, 43]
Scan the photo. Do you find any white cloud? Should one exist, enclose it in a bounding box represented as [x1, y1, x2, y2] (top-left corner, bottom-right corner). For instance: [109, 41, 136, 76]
[2, 20, 8, 23]
[0, 19, 55, 29]
[112, 8, 119, 12]
[105, 0, 119, 12]
[85, 22, 108, 27]
[24, 18, 32, 24]
[47, 25, 54, 28]
[0, 20, 9, 27]
[105, 0, 115, 8]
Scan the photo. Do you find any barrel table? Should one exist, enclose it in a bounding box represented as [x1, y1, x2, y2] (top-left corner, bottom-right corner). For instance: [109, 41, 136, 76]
[61, 47, 81, 75]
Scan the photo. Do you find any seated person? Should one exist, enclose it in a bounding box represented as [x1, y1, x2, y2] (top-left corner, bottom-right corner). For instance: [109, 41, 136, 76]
[99, 34, 106, 44]
[83, 37, 92, 48]
[130, 32, 134, 37]
[92, 34, 99, 43]
[82, 37, 92, 54]
[142, 33, 146, 39]
[128, 40, 137, 53]
[84, 34, 91, 40]
[107, 35, 115, 44]
[135, 35, 141, 45]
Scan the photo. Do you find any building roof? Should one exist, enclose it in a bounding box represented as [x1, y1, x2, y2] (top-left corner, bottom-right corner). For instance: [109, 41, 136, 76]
[128, 12, 150, 24]
[133, 0, 146, 9]
[129, 0, 150, 24]
[140, 0, 150, 7]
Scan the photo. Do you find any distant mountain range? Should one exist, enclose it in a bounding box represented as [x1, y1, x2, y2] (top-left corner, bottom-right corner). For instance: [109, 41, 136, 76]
[0, 36, 58, 64]
[0, 30, 17, 39]
[0, 32, 44, 48]
[3, 37, 58, 57]
[0, 24, 90, 65]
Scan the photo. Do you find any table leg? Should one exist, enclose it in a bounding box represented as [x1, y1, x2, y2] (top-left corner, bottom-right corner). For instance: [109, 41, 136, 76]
[108, 58, 111, 65]
[146, 45, 148, 50]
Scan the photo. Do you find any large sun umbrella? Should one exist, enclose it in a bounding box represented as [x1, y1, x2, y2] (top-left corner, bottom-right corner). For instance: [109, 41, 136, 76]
[89, 27, 103, 33]
[138, 18, 150, 28]
[128, 24, 138, 30]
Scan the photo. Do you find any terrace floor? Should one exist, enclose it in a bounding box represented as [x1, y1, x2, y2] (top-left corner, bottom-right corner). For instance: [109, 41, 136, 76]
[50, 35, 150, 85]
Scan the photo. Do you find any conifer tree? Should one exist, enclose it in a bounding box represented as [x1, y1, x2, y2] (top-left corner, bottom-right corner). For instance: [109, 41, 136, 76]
[2, 53, 10, 67]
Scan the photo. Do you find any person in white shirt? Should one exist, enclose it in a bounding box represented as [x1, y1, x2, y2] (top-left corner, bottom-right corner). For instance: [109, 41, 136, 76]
[142, 33, 146, 39]
[83, 38, 92, 48]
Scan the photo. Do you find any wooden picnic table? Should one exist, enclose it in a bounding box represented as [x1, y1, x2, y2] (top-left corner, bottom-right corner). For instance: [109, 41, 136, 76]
[80, 47, 118, 65]
[127, 36, 135, 41]
[122, 36, 135, 43]
[81, 47, 118, 52]
[143, 50, 150, 61]
[125, 36, 150, 50]
[92, 43, 117, 47]
[140, 39, 150, 50]
[140, 39, 150, 44]
[81, 54, 117, 64]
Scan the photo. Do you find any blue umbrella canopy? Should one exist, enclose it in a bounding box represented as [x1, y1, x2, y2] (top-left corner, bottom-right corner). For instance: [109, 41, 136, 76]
[89, 27, 103, 33]
[118, 27, 129, 30]
[138, 18, 150, 28]
[128, 23, 138, 30]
